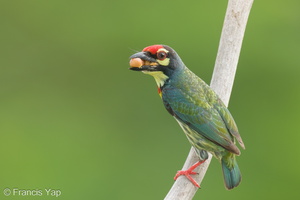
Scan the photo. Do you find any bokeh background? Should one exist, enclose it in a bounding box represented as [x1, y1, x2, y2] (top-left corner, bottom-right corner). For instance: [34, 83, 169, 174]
[1, 0, 299, 199]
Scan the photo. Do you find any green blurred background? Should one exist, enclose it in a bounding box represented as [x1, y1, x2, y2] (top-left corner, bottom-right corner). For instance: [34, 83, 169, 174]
[1, 0, 299, 199]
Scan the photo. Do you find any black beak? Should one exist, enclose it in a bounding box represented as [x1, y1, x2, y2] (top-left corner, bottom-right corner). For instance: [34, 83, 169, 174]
[129, 52, 156, 62]
[129, 52, 159, 71]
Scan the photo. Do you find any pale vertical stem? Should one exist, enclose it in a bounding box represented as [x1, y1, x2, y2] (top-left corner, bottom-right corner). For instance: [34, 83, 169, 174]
[211, 0, 254, 105]
[164, 0, 254, 199]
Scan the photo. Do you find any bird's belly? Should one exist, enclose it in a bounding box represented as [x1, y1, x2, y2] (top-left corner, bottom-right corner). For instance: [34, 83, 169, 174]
[175, 118, 224, 160]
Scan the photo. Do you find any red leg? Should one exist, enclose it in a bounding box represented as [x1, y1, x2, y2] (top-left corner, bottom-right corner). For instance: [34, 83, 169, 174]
[174, 160, 206, 188]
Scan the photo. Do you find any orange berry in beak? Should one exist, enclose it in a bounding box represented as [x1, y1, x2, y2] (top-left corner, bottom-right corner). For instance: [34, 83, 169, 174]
[129, 58, 143, 68]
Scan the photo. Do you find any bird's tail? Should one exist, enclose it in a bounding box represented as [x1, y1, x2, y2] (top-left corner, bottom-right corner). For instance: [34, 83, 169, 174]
[221, 153, 242, 190]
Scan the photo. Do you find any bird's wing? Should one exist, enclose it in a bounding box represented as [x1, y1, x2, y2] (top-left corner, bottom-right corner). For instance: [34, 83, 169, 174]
[163, 88, 242, 155]
[214, 103, 245, 149]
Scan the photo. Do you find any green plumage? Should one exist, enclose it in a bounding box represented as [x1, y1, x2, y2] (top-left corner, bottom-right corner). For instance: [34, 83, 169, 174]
[129, 45, 245, 190]
[162, 65, 245, 189]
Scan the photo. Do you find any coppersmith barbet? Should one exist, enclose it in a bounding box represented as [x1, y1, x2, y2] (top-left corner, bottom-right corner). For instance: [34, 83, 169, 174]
[129, 45, 245, 190]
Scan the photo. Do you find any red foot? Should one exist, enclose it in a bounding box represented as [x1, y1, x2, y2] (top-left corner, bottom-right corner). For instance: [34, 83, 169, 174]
[174, 160, 206, 188]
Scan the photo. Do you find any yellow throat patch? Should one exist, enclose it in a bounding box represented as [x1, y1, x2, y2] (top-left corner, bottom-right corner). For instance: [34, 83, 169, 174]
[142, 71, 168, 98]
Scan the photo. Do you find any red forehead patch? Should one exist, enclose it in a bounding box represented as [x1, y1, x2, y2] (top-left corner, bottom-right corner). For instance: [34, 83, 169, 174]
[142, 45, 164, 55]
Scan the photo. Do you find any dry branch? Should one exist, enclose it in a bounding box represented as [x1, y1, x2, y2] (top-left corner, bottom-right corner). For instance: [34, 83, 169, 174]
[164, 0, 253, 199]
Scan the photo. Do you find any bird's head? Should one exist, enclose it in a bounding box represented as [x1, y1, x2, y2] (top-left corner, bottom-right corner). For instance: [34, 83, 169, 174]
[129, 45, 184, 87]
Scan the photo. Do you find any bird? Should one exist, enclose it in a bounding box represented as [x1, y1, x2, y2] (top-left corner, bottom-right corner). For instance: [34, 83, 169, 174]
[129, 44, 245, 190]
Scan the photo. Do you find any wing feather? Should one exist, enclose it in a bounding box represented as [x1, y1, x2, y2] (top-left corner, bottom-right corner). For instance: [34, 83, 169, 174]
[163, 87, 242, 155]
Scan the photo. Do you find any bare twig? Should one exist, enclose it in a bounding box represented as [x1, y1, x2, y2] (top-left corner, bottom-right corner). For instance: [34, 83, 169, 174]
[164, 0, 254, 199]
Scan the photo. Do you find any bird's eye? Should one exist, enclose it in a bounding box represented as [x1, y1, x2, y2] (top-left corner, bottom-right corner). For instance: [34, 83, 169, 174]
[157, 51, 167, 60]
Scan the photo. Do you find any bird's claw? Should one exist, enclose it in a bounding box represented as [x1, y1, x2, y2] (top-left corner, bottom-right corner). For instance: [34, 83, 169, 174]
[173, 160, 206, 188]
